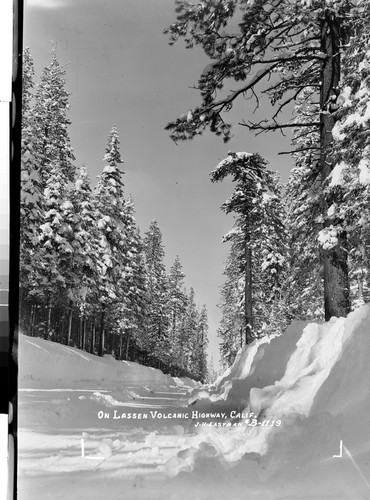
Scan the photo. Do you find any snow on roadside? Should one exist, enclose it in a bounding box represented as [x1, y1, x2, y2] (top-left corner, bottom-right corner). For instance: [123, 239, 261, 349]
[167, 306, 370, 478]
[189, 320, 307, 405]
[19, 334, 195, 390]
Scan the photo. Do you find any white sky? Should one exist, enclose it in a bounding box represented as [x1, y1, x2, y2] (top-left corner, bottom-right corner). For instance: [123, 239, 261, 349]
[23, 0, 293, 368]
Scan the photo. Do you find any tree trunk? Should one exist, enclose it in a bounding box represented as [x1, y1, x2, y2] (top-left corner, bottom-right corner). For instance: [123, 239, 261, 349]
[76, 316, 80, 347]
[81, 314, 86, 351]
[320, 10, 350, 320]
[358, 275, 364, 304]
[244, 231, 253, 344]
[119, 331, 123, 360]
[90, 317, 96, 354]
[98, 308, 105, 357]
[125, 330, 130, 361]
[30, 305, 36, 337]
[45, 298, 52, 339]
[67, 300, 73, 346]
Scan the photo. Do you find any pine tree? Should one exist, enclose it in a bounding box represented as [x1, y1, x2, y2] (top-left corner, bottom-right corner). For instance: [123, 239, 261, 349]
[167, 255, 187, 366]
[24, 48, 77, 337]
[211, 152, 288, 344]
[217, 239, 245, 367]
[112, 197, 147, 361]
[20, 48, 44, 320]
[143, 220, 170, 367]
[206, 355, 218, 384]
[192, 305, 209, 382]
[32, 48, 75, 184]
[164, 0, 365, 320]
[179, 288, 198, 372]
[93, 126, 128, 355]
[327, 10, 370, 307]
[286, 5, 370, 313]
[65, 165, 100, 347]
[286, 103, 324, 320]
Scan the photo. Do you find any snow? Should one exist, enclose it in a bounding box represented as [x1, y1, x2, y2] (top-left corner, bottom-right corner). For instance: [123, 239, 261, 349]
[332, 120, 346, 141]
[317, 226, 339, 250]
[60, 200, 73, 211]
[75, 178, 83, 190]
[329, 160, 347, 186]
[334, 100, 370, 142]
[359, 157, 370, 185]
[18, 307, 370, 499]
[327, 203, 337, 217]
[338, 86, 352, 108]
[19, 334, 181, 389]
[102, 165, 116, 173]
[212, 151, 253, 174]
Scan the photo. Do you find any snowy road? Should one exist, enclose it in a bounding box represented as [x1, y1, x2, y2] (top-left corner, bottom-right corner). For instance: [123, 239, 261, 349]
[19, 383, 370, 500]
[18, 383, 207, 499]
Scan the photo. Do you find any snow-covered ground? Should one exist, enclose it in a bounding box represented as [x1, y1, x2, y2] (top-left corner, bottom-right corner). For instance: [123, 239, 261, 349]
[18, 306, 370, 499]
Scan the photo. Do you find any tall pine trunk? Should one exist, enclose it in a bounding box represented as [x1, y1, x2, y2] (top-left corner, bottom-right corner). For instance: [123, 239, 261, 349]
[98, 307, 105, 357]
[67, 300, 73, 346]
[30, 304, 36, 337]
[90, 316, 96, 354]
[81, 314, 86, 351]
[244, 231, 253, 344]
[44, 298, 52, 339]
[119, 331, 123, 360]
[125, 330, 130, 361]
[320, 10, 350, 320]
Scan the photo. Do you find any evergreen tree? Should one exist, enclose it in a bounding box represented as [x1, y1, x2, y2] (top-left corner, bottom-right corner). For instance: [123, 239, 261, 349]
[20, 48, 44, 316]
[327, 11, 370, 307]
[179, 288, 198, 372]
[211, 152, 288, 344]
[32, 48, 75, 184]
[26, 49, 77, 336]
[93, 126, 128, 355]
[112, 197, 147, 361]
[217, 239, 245, 367]
[286, 5, 370, 313]
[192, 305, 209, 382]
[66, 165, 99, 346]
[143, 220, 170, 367]
[286, 109, 324, 320]
[167, 255, 187, 366]
[206, 355, 218, 384]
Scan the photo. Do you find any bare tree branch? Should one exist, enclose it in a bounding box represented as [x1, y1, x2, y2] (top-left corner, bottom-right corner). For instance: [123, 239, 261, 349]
[278, 146, 322, 155]
[203, 63, 281, 114]
[239, 120, 320, 132]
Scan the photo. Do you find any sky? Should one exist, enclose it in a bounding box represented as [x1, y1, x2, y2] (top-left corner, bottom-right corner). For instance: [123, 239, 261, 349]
[23, 0, 293, 368]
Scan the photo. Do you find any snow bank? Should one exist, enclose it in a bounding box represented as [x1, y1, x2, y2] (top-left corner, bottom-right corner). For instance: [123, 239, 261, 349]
[19, 334, 180, 389]
[171, 306, 370, 476]
[189, 320, 307, 405]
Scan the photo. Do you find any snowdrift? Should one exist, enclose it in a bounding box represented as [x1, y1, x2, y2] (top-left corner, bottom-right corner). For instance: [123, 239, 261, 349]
[170, 305, 370, 494]
[18, 334, 182, 389]
[190, 320, 308, 406]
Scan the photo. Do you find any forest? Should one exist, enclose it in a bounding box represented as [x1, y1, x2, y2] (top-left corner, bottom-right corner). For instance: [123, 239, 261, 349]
[20, 0, 370, 378]
[20, 48, 208, 382]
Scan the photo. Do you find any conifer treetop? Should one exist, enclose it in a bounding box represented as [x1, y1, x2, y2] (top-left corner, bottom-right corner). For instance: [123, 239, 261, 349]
[103, 126, 123, 165]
